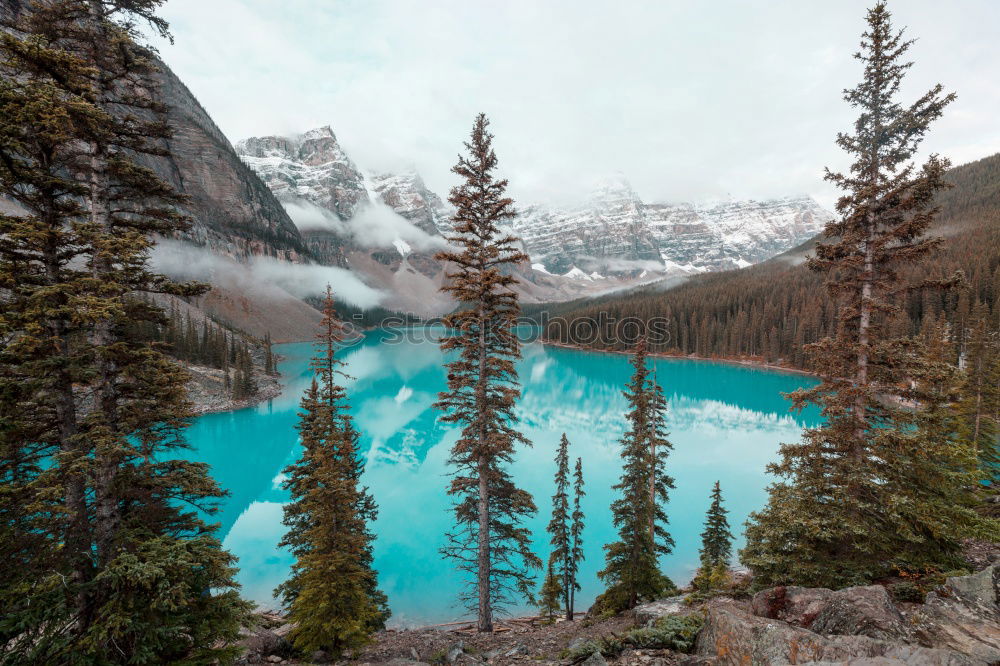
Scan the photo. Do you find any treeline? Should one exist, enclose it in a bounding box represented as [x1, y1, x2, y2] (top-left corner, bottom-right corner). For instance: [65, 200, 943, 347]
[541, 152, 1000, 370]
[130, 299, 277, 401]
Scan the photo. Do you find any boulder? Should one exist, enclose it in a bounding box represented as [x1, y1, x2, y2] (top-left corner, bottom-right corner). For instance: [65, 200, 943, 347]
[907, 566, 1000, 663]
[634, 595, 688, 624]
[446, 641, 465, 663]
[809, 586, 909, 640]
[580, 651, 608, 666]
[799, 644, 979, 665]
[694, 602, 978, 666]
[752, 585, 909, 641]
[752, 585, 834, 628]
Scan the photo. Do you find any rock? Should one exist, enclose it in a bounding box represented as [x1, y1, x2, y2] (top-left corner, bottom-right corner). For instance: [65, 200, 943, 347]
[751, 585, 833, 627]
[410, 647, 421, 661]
[272, 622, 295, 638]
[384, 660, 431, 666]
[907, 566, 1000, 663]
[809, 586, 910, 640]
[239, 627, 287, 661]
[694, 602, 978, 666]
[503, 643, 529, 657]
[800, 643, 980, 665]
[446, 641, 465, 664]
[633, 595, 688, 624]
[310, 649, 331, 664]
[751, 585, 909, 641]
[580, 651, 607, 666]
[265, 657, 282, 664]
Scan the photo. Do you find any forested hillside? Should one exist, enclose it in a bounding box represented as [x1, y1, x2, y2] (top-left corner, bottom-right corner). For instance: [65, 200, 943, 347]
[541, 153, 1000, 369]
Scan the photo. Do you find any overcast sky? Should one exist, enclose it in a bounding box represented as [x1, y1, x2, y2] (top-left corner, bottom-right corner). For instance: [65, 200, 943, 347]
[149, 0, 1000, 209]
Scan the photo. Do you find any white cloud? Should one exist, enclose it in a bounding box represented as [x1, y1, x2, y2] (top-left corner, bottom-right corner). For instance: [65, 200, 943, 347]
[281, 200, 347, 234]
[348, 202, 448, 252]
[150, 238, 385, 308]
[151, 0, 1000, 211]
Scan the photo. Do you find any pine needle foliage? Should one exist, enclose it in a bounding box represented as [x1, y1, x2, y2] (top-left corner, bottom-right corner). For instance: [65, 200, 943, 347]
[546, 434, 586, 621]
[277, 286, 389, 657]
[742, 2, 998, 588]
[699, 481, 733, 569]
[538, 553, 563, 625]
[692, 481, 733, 592]
[954, 304, 1000, 481]
[598, 338, 675, 612]
[434, 113, 540, 632]
[0, 1, 249, 662]
[568, 456, 586, 620]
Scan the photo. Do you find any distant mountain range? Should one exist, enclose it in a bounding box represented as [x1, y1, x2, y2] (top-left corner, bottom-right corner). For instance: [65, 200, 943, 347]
[232, 125, 831, 287]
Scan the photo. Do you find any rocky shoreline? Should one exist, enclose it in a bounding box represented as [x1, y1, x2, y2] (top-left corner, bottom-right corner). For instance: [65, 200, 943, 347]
[233, 544, 1000, 665]
[186, 361, 283, 415]
[538, 340, 815, 377]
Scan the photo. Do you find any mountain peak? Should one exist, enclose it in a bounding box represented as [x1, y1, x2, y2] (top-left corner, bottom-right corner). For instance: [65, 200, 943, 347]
[301, 126, 337, 142]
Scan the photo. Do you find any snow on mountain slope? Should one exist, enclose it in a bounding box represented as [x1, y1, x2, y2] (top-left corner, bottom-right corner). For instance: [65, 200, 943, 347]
[515, 176, 833, 274]
[234, 126, 833, 314]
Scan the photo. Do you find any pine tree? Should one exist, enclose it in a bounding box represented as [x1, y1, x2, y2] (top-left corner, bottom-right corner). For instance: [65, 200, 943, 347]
[598, 338, 675, 612]
[434, 113, 540, 631]
[567, 457, 586, 620]
[537, 553, 563, 625]
[265, 331, 277, 375]
[547, 434, 571, 619]
[955, 304, 1000, 480]
[277, 286, 389, 656]
[699, 481, 732, 568]
[0, 2, 249, 661]
[742, 2, 997, 587]
[693, 481, 733, 591]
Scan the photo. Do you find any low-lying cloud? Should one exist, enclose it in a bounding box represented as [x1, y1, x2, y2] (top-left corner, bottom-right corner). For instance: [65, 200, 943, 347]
[150, 238, 384, 308]
[282, 198, 448, 253]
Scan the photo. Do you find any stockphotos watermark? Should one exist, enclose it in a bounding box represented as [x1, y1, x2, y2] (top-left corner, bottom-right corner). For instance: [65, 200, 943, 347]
[336, 310, 672, 349]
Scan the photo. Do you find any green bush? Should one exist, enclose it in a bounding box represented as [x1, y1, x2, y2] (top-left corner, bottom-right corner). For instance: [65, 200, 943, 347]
[564, 614, 704, 660]
[889, 581, 925, 603]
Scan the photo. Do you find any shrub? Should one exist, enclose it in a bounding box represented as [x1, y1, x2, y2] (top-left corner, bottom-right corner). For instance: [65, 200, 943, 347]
[563, 614, 704, 660]
[889, 581, 925, 603]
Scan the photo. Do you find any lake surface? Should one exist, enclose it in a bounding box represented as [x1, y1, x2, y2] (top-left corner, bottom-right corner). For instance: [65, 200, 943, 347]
[185, 330, 820, 627]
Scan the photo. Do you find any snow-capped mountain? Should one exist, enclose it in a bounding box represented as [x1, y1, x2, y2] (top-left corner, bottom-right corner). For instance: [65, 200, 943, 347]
[513, 175, 833, 275]
[235, 128, 832, 279]
[232, 126, 833, 314]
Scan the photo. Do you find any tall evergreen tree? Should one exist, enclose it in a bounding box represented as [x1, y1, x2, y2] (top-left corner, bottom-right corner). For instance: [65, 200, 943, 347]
[955, 305, 1000, 480]
[567, 456, 586, 620]
[598, 338, 674, 612]
[277, 286, 389, 656]
[434, 113, 540, 631]
[0, 2, 249, 661]
[742, 2, 997, 587]
[698, 481, 733, 569]
[537, 553, 563, 625]
[547, 434, 571, 619]
[693, 481, 732, 592]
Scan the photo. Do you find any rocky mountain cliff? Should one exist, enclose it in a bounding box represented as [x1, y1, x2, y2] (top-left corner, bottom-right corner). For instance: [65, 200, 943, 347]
[149, 65, 307, 262]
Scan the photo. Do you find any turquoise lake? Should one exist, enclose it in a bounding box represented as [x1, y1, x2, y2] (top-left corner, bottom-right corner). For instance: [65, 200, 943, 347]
[185, 330, 820, 627]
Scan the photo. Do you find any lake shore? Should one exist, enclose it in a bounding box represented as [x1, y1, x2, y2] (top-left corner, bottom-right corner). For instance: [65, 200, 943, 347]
[538, 339, 816, 377]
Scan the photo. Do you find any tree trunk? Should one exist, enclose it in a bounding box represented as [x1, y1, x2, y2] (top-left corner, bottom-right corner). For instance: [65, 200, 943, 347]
[43, 225, 91, 624]
[476, 453, 491, 632]
[476, 309, 492, 633]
